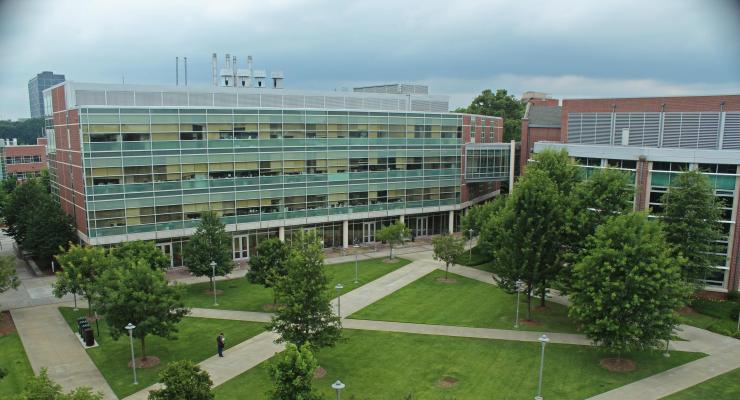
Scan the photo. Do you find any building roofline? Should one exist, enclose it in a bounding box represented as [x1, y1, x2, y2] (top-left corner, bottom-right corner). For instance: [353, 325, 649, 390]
[562, 93, 740, 101]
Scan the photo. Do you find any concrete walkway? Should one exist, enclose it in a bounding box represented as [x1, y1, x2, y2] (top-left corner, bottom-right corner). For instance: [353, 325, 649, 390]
[11, 304, 117, 399]
[124, 254, 442, 400]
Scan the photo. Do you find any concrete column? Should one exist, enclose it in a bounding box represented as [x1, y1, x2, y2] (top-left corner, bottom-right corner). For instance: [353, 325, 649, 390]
[342, 220, 349, 248]
[509, 139, 516, 191]
[448, 210, 454, 234]
[278, 226, 285, 242]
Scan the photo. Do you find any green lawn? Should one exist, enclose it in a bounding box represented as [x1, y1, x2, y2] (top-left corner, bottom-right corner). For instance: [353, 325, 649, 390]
[661, 367, 740, 400]
[681, 299, 740, 339]
[59, 308, 266, 398]
[0, 332, 34, 397]
[350, 269, 579, 333]
[215, 329, 705, 400]
[184, 257, 411, 311]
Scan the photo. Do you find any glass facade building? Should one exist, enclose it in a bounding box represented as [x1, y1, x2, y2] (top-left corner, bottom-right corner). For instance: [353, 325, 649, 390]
[28, 71, 65, 118]
[44, 82, 508, 267]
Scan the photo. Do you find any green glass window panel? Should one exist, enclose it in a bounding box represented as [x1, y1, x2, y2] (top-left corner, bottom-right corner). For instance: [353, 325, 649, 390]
[234, 140, 259, 149]
[151, 115, 179, 124]
[259, 114, 282, 123]
[348, 184, 368, 192]
[328, 207, 349, 215]
[124, 198, 154, 208]
[210, 192, 234, 201]
[181, 141, 206, 150]
[182, 180, 208, 190]
[152, 141, 179, 150]
[283, 115, 305, 123]
[234, 153, 259, 162]
[90, 199, 125, 210]
[154, 182, 181, 191]
[261, 212, 284, 221]
[90, 158, 123, 168]
[328, 185, 347, 194]
[152, 156, 181, 164]
[650, 172, 671, 187]
[234, 190, 260, 200]
[127, 224, 155, 234]
[207, 115, 233, 123]
[262, 189, 283, 198]
[88, 115, 120, 124]
[89, 142, 121, 152]
[236, 214, 260, 224]
[179, 115, 207, 124]
[208, 140, 234, 149]
[284, 188, 306, 197]
[155, 196, 182, 206]
[306, 115, 327, 124]
[327, 115, 348, 124]
[712, 175, 736, 190]
[120, 114, 149, 124]
[234, 115, 258, 123]
[283, 151, 306, 160]
[260, 139, 282, 147]
[283, 139, 306, 147]
[261, 153, 283, 161]
[209, 154, 233, 163]
[123, 142, 151, 151]
[182, 194, 210, 204]
[306, 186, 328, 195]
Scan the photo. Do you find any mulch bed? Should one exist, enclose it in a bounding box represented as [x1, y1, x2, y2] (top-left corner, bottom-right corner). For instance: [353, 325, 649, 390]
[436, 277, 457, 284]
[599, 357, 636, 372]
[313, 366, 327, 379]
[0, 311, 16, 336]
[678, 306, 697, 315]
[383, 258, 401, 264]
[128, 356, 161, 369]
[437, 376, 458, 388]
[518, 319, 541, 327]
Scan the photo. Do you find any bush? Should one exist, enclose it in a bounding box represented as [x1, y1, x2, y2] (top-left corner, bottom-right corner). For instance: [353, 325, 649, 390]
[0, 366, 7, 379]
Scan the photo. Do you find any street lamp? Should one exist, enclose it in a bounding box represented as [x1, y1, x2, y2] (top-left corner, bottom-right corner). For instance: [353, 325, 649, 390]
[354, 254, 359, 284]
[535, 334, 549, 400]
[515, 279, 524, 328]
[467, 229, 474, 259]
[125, 323, 138, 385]
[210, 261, 218, 306]
[335, 283, 344, 318]
[331, 380, 345, 400]
[663, 338, 671, 358]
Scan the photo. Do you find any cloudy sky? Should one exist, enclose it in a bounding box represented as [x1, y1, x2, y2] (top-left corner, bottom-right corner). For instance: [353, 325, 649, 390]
[1, 0, 739, 119]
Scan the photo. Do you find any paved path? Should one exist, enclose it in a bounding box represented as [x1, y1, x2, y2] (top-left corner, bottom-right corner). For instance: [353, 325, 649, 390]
[124, 254, 442, 399]
[11, 304, 117, 399]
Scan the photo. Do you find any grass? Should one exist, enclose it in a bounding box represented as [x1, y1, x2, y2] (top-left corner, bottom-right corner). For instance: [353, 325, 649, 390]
[0, 332, 34, 397]
[350, 269, 579, 333]
[661, 367, 740, 400]
[454, 245, 489, 266]
[184, 257, 411, 311]
[58, 307, 266, 398]
[681, 298, 740, 339]
[214, 329, 705, 400]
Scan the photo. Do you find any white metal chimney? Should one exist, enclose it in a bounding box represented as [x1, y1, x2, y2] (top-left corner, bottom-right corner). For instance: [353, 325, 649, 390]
[184, 57, 188, 86]
[271, 71, 284, 89]
[220, 54, 233, 86]
[232, 56, 238, 89]
[211, 53, 218, 86]
[175, 56, 179, 86]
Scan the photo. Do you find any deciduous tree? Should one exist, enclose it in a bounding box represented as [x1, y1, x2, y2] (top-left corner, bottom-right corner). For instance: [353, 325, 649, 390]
[53, 245, 113, 315]
[456, 89, 525, 141]
[148, 360, 214, 400]
[660, 170, 724, 283]
[486, 169, 565, 318]
[96, 260, 189, 359]
[0, 255, 18, 294]
[376, 221, 411, 260]
[246, 238, 290, 305]
[432, 235, 465, 280]
[17, 368, 103, 400]
[267, 230, 341, 348]
[183, 211, 234, 285]
[268, 343, 320, 400]
[111, 240, 170, 270]
[569, 212, 689, 366]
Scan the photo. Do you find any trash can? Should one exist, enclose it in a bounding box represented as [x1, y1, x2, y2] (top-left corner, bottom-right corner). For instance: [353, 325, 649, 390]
[83, 328, 95, 346]
[78, 321, 90, 337]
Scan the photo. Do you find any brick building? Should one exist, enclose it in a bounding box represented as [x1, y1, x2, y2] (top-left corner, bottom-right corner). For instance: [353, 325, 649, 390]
[1, 137, 48, 181]
[530, 94, 740, 293]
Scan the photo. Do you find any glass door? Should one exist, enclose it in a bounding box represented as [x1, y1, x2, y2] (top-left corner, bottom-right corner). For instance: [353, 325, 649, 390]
[362, 221, 376, 243]
[415, 217, 428, 237]
[233, 235, 249, 260]
[156, 243, 174, 268]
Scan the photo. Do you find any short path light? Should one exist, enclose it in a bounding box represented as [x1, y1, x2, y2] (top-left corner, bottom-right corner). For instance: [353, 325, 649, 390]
[125, 323, 138, 385]
[467, 229, 474, 259]
[515, 279, 524, 328]
[210, 261, 219, 306]
[535, 334, 549, 400]
[331, 380, 345, 400]
[354, 254, 359, 284]
[335, 283, 344, 318]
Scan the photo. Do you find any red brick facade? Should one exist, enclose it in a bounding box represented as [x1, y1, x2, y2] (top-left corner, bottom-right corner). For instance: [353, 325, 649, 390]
[3, 138, 47, 179]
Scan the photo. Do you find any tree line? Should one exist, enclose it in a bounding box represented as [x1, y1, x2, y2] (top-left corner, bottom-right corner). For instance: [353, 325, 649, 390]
[466, 149, 724, 367]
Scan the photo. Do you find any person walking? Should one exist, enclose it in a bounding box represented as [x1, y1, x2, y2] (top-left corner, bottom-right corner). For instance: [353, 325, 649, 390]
[217, 332, 225, 357]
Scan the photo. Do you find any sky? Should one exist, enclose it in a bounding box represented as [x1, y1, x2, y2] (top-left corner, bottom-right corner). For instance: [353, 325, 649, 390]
[0, 0, 739, 120]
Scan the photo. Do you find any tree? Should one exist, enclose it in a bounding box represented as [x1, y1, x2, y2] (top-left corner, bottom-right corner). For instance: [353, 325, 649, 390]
[111, 240, 170, 270]
[432, 235, 465, 280]
[456, 89, 525, 141]
[375, 221, 411, 260]
[0, 118, 44, 145]
[183, 211, 234, 285]
[148, 360, 214, 400]
[267, 230, 341, 348]
[96, 260, 189, 359]
[246, 238, 290, 305]
[267, 342, 320, 400]
[486, 169, 565, 318]
[660, 170, 724, 283]
[22, 199, 76, 267]
[2, 178, 47, 244]
[560, 168, 634, 292]
[53, 245, 113, 315]
[527, 149, 580, 195]
[569, 212, 689, 367]
[16, 368, 103, 400]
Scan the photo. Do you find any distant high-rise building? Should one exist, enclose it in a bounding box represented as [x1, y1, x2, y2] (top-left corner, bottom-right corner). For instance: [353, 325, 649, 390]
[28, 71, 65, 118]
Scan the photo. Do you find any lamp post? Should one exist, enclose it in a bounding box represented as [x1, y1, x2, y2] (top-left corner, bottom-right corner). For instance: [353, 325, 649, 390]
[354, 254, 359, 284]
[663, 338, 671, 358]
[515, 279, 524, 328]
[535, 334, 549, 400]
[125, 323, 138, 385]
[335, 283, 344, 318]
[210, 261, 219, 306]
[467, 229, 474, 259]
[331, 380, 345, 400]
